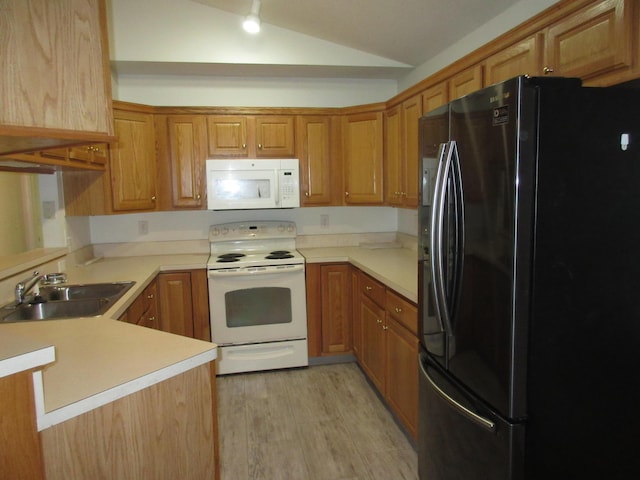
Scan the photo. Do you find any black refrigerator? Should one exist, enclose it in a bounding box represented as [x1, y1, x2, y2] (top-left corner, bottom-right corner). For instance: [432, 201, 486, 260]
[417, 76, 640, 479]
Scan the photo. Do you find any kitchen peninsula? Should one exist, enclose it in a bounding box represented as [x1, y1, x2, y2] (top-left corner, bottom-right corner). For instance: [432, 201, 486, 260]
[0, 254, 218, 480]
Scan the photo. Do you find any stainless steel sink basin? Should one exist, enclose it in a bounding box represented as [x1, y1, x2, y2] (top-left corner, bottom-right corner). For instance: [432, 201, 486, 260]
[0, 281, 135, 323]
[1, 298, 111, 322]
[39, 281, 135, 301]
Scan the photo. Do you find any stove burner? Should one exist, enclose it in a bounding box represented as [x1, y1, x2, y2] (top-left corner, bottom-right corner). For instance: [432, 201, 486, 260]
[266, 250, 294, 260]
[217, 253, 245, 263]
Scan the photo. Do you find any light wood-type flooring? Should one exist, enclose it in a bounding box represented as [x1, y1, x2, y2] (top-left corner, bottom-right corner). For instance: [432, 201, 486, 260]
[217, 362, 418, 480]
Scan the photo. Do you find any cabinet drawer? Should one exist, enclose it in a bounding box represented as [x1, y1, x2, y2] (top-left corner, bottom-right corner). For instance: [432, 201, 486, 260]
[386, 290, 418, 336]
[359, 272, 386, 308]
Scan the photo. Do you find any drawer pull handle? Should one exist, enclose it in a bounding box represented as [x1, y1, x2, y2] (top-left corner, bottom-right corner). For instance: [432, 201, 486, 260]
[365, 286, 372, 291]
[376, 318, 383, 324]
[147, 294, 154, 299]
[395, 307, 402, 313]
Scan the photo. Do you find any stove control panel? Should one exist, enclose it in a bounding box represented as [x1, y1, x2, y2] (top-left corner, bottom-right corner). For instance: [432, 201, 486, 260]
[209, 221, 296, 241]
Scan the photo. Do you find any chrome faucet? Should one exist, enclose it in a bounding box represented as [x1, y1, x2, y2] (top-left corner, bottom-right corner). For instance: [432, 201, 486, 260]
[15, 271, 43, 304]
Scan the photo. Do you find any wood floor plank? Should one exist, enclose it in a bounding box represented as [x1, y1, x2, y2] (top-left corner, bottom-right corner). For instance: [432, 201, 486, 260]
[217, 363, 417, 480]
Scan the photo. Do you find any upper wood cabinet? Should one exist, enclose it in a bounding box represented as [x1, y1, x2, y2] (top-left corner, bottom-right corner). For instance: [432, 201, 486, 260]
[401, 96, 421, 208]
[166, 116, 207, 209]
[384, 106, 402, 207]
[449, 65, 484, 101]
[422, 82, 449, 116]
[110, 109, 158, 212]
[485, 34, 544, 86]
[296, 115, 337, 205]
[544, 0, 634, 84]
[342, 112, 384, 204]
[0, 0, 114, 156]
[384, 97, 421, 208]
[207, 115, 295, 158]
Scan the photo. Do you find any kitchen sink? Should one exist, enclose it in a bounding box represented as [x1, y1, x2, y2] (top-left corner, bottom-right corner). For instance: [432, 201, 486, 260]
[38, 281, 135, 301]
[0, 281, 135, 323]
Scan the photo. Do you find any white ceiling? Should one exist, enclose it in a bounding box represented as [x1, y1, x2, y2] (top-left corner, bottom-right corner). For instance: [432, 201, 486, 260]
[192, 0, 525, 67]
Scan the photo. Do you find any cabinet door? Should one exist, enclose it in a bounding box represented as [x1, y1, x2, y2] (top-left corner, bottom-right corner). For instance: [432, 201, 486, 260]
[385, 316, 419, 440]
[206, 116, 248, 157]
[157, 272, 195, 338]
[297, 116, 333, 205]
[110, 110, 157, 211]
[0, 371, 46, 480]
[384, 106, 403, 206]
[167, 115, 207, 209]
[449, 65, 484, 101]
[360, 294, 386, 393]
[255, 116, 295, 157]
[0, 0, 114, 155]
[422, 82, 449, 115]
[351, 268, 362, 360]
[343, 112, 384, 204]
[485, 34, 544, 86]
[545, 0, 633, 82]
[191, 269, 211, 342]
[402, 96, 422, 208]
[320, 264, 352, 354]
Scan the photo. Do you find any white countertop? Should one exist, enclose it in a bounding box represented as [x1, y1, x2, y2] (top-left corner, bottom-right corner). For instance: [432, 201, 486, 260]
[0, 254, 216, 430]
[299, 246, 418, 303]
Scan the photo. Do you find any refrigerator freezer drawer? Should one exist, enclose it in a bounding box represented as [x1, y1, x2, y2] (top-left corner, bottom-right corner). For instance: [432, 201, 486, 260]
[418, 353, 524, 480]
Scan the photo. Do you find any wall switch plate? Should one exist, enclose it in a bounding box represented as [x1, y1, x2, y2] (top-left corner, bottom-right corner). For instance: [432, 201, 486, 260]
[42, 200, 56, 219]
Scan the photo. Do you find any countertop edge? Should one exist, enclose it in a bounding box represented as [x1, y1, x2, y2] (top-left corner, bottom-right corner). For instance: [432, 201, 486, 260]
[34, 347, 217, 431]
[0, 344, 55, 379]
[300, 247, 418, 304]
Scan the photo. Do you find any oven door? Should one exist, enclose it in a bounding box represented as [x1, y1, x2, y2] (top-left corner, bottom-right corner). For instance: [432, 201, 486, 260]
[208, 264, 307, 345]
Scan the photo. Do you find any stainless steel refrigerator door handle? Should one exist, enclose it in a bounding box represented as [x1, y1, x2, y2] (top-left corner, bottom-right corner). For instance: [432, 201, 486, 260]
[419, 355, 496, 433]
[430, 141, 455, 336]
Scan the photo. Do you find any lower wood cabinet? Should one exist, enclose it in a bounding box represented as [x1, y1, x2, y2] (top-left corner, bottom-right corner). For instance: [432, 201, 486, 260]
[119, 270, 210, 342]
[0, 369, 46, 480]
[40, 362, 219, 480]
[120, 278, 159, 329]
[306, 263, 352, 357]
[157, 270, 211, 342]
[356, 269, 419, 440]
[309, 263, 418, 439]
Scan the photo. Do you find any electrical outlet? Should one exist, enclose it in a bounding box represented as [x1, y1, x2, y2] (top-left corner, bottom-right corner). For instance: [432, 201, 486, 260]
[320, 214, 329, 228]
[138, 220, 149, 235]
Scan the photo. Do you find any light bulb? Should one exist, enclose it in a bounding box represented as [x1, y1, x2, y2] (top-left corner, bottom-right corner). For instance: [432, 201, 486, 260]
[243, 14, 261, 34]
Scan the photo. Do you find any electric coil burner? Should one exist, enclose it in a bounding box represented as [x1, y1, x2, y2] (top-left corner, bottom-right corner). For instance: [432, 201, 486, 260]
[207, 221, 308, 375]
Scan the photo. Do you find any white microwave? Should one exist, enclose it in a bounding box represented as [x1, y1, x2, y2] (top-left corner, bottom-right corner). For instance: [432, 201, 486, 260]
[206, 159, 300, 210]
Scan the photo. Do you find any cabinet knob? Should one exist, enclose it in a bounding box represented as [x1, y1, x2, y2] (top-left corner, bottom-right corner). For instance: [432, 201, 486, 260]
[151, 196, 156, 202]
[383, 325, 388, 331]
[543, 66, 554, 74]
[376, 318, 383, 324]
[304, 192, 309, 197]
[196, 194, 201, 200]
[242, 143, 247, 149]
[345, 192, 350, 197]
[258, 143, 263, 149]
[395, 307, 402, 313]
[365, 286, 372, 291]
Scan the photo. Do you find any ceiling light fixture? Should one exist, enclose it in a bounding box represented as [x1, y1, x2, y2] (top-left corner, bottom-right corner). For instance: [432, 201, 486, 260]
[243, 0, 262, 34]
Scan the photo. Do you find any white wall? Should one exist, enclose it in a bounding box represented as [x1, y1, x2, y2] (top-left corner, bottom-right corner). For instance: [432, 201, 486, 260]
[89, 207, 399, 244]
[114, 75, 398, 108]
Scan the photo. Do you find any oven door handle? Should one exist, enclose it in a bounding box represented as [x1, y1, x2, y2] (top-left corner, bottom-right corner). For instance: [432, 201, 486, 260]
[208, 264, 305, 277]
